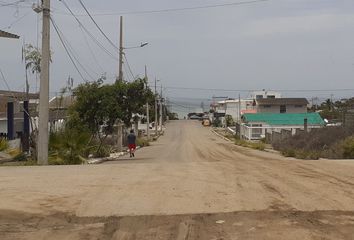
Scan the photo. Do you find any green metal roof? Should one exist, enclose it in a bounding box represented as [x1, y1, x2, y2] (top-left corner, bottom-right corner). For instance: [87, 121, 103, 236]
[242, 112, 325, 126]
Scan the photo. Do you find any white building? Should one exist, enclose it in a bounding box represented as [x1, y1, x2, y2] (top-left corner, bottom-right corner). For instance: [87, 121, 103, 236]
[222, 99, 255, 122]
[251, 90, 282, 99]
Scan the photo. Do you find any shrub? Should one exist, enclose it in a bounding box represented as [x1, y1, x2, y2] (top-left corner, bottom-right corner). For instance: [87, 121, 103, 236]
[281, 149, 296, 157]
[49, 126, 91, 165]
[342, 136, 354, 158]
[13, 152, 27, 161]
[235, 139, 265, 151]
[6, 148, 21, 157]
[294, 150, 320, 160]
[136, 138, 150, 147]
[273, 126, 354, 159]
[0, 138, 8, 151]
[93, 145, 110, 158]
[251, 142, 265, 151]
[213, 118, 222, 127]
[235, 139, 248, 147]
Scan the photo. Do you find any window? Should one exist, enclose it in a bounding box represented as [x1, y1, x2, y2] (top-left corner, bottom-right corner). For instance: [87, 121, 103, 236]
[295, 105, 303, 108]
[256, 95, 263, 99]
[267, 95, 275, 99]
[263, 105, 271, 108]
[280, 105, 286, 113]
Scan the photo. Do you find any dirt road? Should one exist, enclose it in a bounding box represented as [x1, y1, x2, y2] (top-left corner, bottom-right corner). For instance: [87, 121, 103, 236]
[1, 120, 354, 239]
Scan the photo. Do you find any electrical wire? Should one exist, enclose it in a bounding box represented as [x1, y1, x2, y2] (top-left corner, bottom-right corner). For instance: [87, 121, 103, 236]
[163, 86, 354, 93]
[2, 9, 32, 29]
[57, 0, 269, 16]
[77, 0, 118, 50]
[51, 15, 103, 80]
[0, 0, 26, 7]
[50, 16, 88, 82]
[123, 63, 132, 82]
[79, 25, 105, 74]
[123, 54, 135, 80]
[59, 0, 118, 61]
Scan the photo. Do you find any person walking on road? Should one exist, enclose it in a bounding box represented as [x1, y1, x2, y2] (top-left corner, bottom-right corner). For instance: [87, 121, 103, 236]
[127, 129, 137, 157]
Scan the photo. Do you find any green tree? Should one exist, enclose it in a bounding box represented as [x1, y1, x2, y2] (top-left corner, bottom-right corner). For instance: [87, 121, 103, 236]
[24, 44, 42, 74]
[70, 78, 154, 154]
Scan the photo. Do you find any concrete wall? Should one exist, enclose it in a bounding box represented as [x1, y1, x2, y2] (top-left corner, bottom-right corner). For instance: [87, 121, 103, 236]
[241, 123, 322, 141]
[0, 118, 24, 137]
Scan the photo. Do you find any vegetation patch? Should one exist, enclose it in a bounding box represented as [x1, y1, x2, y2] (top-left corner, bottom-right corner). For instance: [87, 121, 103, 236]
[273, 126, 354, 159]
[235, 138, 265, 151]
[0, 139, 9, 151]
[136, 138, 150, 147]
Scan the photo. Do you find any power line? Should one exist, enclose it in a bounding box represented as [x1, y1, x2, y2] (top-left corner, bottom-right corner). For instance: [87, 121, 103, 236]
[79, 25, 105, 74]
[59, 0, 118, 61]
[2, 9, 32, 29]
[122, 63, 132, 82]
[50, 16, 87, 82]
[77, 0, 118, 50]
[163, 86, 354, 93]
[123, 54, 135, 80]
[51, 16, 99, 80]
[0, 0, 27, 7]
[58, 0, 269, 16]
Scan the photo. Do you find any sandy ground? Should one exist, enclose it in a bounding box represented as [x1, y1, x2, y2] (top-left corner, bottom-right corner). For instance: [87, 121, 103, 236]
[1, 120, 354, 239]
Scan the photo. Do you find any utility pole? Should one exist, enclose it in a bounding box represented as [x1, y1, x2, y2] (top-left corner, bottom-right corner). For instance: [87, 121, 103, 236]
[118, 16, 123, 82]
[155, 78, 158, 136]
[160, 85, 163, 131]
[145, 66, 150, 140]
[37, 0, 50, 165]
[238, 94, 241, 122]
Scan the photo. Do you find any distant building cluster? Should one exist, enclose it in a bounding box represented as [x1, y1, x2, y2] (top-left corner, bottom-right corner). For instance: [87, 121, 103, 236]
[189, 90, 326, 140]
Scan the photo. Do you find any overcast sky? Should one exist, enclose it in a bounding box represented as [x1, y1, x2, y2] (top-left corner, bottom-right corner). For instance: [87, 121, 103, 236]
[1, 0, 354, 115]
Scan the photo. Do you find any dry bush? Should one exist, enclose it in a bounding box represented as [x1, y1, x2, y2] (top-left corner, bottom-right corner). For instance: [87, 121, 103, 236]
[273, 126, 354, 159]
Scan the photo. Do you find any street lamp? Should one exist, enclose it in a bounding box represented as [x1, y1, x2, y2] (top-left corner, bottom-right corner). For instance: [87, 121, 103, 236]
[118, 41, 148, 82]
[123, 42, 149, 50]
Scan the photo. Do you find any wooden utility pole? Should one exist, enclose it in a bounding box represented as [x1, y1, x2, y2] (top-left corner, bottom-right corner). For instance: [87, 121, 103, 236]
[37, 0, 50, 165]
[118, 16, 123, 82]
[145, 66, 150, 140]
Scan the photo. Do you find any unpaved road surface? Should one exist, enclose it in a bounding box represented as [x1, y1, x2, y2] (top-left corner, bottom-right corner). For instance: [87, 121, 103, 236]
[1, 120, 354, 239]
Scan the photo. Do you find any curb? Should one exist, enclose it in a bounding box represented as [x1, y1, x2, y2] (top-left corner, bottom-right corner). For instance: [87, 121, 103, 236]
[87, 146, 141, 164]
[211, 129, 232, 142]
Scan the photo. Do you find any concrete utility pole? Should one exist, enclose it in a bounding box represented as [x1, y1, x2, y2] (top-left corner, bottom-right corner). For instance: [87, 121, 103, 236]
[37, 0, 50, 165]
[145, 66, 150, 140]
[238, 94, 241, 123]
[118, 16, 123, 82]
[160, 85, 163, 131]
[155, 78, 158, 136]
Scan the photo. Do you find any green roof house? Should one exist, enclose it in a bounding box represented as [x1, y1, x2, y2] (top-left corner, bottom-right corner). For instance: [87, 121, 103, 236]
[241, 112, 325, 140]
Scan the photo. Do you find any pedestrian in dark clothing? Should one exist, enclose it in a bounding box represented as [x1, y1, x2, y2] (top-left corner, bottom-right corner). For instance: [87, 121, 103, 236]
[127, 129, 136, 157]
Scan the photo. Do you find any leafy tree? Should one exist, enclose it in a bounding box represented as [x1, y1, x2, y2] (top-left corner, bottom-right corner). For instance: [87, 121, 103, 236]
[24, 44, 42, 74]
[70, 78, 154, 154]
